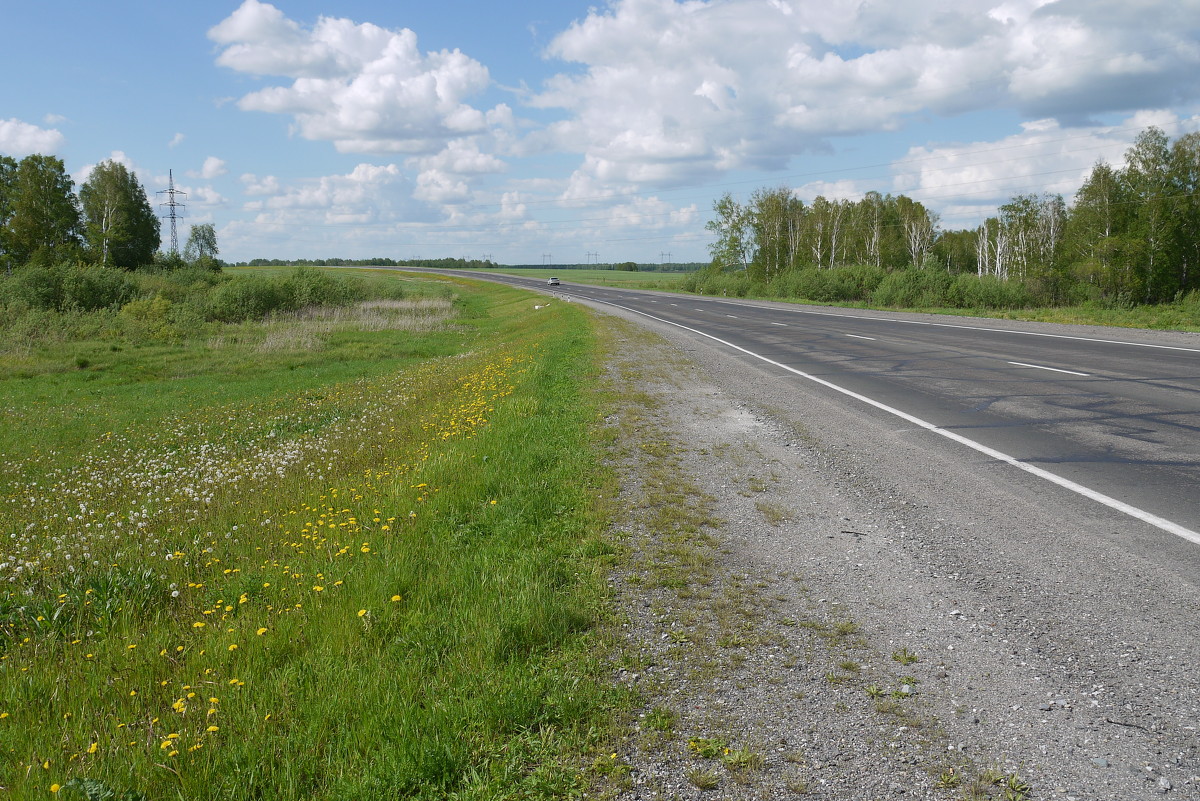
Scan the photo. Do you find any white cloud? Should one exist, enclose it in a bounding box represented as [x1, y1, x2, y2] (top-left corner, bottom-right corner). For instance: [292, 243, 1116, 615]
[43, 113, 67, 126]
[892, 112, 1200, 228]
[243, 162, 435, 232]
[792, 179, 875, 204]
[76, 150, 139, 185]
[531, 0, 1200, 194]
[209, 0, 511, 156]
[169, 132, 185, 148]
[0, 118, 65, 156]
[240, 173, 281, 196]
[188, 156, 228, 180]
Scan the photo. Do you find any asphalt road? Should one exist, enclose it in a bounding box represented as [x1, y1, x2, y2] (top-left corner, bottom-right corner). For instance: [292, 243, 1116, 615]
[445, 271, 1200, 548]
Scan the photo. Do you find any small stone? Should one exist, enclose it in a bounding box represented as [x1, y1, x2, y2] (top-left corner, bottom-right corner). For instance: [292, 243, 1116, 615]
[1158, 776, 1172, 792]
[1091, 758, 1110, 768]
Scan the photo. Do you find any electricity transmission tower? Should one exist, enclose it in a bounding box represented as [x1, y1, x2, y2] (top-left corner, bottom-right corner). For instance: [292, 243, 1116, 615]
[157, 170, 187, 254]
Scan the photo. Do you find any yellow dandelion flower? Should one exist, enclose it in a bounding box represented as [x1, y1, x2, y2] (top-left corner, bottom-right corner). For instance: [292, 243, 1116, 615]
[0, 712, 8, 719]
[257, 627, 268, 636]
[228, 644, 238, 651]
[88, 742, 98, 754]
[51, 785, 61, 794]
[206, 725, 219, 733]
[390, 595, 402, 602]
[357, 609, 367, 617]
[312, 586, 323, 592]
[193, 622, 205, 628]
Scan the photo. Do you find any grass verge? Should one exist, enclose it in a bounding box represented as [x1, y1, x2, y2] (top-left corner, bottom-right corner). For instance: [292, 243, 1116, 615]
[1, 273, 625, 799]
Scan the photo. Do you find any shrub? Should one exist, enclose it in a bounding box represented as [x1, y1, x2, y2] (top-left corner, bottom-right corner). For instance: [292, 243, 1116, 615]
[687, 271, 754, 297]
[120, 294, 176, 340]
[0, 262, 137, 312]
[283, 267, 362, 308]
[949, 274, 1032, 309]
[63, 264, 139, 311]
[205, 269, 366, 323]
[206, 275, 290, 322]
[871, 268, 954, 308]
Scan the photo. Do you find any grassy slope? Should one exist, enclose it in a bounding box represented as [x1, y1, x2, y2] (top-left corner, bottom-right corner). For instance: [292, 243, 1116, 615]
[0, 274, 626, 799]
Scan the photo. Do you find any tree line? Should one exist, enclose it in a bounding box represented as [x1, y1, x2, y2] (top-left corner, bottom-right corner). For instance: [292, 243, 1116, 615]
[0, 154, 220, 273]
[705, 126, 1200, 306]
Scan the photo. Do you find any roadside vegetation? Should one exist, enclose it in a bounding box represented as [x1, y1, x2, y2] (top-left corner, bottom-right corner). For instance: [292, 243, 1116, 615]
[688, 125, 1200, 331]
[0, 268, 626, 799]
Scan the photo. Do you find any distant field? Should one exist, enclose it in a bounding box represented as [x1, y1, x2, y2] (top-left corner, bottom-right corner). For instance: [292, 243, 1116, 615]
[468, 267, 692, 289]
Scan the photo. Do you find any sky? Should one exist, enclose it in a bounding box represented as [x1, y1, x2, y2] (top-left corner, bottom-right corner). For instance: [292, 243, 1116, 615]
[2, 0, 1199, 265]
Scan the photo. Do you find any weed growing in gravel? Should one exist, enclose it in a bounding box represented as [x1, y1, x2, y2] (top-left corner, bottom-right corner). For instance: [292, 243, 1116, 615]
[721, 747, 763, 772]
[832, 620, 859, 637]
[1002, 772, 1032, 800]
[643, 707, 677, 733]
[686, 768, 721, 790]
[892, 647, 920, 665]
[755, 499, 791, 525]
[687, 737, 728, 758]
[786, 777, 810, 794]
[865, 684, 886, 699]
[934, 768, 962, 788]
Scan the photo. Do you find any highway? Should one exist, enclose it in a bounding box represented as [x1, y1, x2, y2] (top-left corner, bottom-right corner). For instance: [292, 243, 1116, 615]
[446, 271, 1200, 546]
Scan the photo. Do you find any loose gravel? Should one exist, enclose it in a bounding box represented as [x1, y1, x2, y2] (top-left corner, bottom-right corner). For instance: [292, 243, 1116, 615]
[589, 308, 1200, 801]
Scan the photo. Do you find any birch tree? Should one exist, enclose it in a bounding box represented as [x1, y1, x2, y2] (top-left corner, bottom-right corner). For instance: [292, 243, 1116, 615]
[80, 160, 160, 268]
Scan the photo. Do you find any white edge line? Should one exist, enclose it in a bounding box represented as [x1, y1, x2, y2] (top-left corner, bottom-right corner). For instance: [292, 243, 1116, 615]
[593, 298, 1200, 546]
[1008, 361, 1090, 377]
[846, 334, 877, 341]
[770, 322, 788, 326]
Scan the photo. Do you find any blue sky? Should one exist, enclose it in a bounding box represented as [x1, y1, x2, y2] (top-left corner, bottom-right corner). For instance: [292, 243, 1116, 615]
[3, 0, 1199, 265]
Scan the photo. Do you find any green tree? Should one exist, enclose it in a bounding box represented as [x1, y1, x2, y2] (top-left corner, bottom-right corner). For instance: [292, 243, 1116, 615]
[705, 193, 750, 271]
[748, 186, 794, 281]
[1169, 131, 1200, 295]
[183, 223, 219, 270]
[0, 156, 17, 271]
[80, 160, 160, 269]
[1063, 161, 1130, 296]
[1122, 127, 1175, 302]
[4, 154, 81, 264]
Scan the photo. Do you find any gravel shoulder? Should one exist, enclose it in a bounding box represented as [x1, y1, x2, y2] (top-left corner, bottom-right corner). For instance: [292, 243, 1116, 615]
[589, 305, 1200, 801]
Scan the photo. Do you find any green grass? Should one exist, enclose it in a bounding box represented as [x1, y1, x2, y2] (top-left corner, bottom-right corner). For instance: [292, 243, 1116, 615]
[0, 272, 626, 799]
